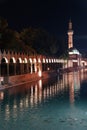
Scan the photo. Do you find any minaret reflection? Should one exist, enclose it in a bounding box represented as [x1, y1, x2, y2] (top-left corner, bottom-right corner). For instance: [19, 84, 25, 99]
[68, 71, 81, 105]
[0, 91, 4, 100]
[69, 74, 74, 104]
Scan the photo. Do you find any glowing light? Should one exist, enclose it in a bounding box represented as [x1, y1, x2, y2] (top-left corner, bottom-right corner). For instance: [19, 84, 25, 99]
[19, 101, 24, 111]
[46, 59, 48, 63]
[3, 57, 8, 63]
[43, 58, 45, 63]
[0, 92, 4, 100]
[52, 59, 53, 63]
[34, 58, 36, 63]
[49, 59, 51, 63]
[5, 105, 10, 120]
[24, 58, 28, 63]
[72, 60, 78, 62]
[38, 58, 41, 63]
[47, 67, 50, 70]
[38, 79, 42, 88]
[34, 85, 38, 105]
[69, 49, 80, 55]
[12, 57, 16, 63]
[19, 58, 22, 63]
[54, 59, 56, 62]
[38, 70, 42, 77]
[0, 77, 3, 82]
[29, 58, 32, 63]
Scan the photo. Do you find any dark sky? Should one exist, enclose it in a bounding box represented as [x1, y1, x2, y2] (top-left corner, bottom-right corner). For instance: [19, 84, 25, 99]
[0, 0, 87, 51]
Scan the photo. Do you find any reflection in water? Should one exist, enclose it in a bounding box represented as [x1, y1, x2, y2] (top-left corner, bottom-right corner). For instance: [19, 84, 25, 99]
[5, 104, 10, 121]
[1, 69, 87, 123]
[0, 92, 4, 100]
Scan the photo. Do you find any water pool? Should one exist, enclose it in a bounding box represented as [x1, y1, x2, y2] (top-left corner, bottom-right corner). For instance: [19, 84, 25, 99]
[0, 70, 87, 130]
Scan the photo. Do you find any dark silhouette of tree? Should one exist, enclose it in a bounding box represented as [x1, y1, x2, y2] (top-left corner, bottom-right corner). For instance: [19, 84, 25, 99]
[0, 17, 67, 57]
[0, 18, 36, 54]
[20, 27, 63, 56]
[0, 17, 8, 31]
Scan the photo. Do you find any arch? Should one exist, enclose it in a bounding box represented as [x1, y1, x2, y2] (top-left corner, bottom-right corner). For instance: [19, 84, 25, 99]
[46, 59, 48, 63]
[33, 58, 36, 63]
[16, 59, 21, 75]
[1, 57, 8, 63]
[42, 58, 45, 63]
[42, 58, 46, 71]
[38, 58, 41, 63]
[18, 58, 22, 63]
[11, 57, 16, 63]
[49, 59, 51, 63]
[9, 58, 16, 75]
[1, 57, 8, 76]
[24, 58, 28, 63]
[29, 58, 32, 63]
[28, 59, 31, 73]
[23, 58, 28, 73]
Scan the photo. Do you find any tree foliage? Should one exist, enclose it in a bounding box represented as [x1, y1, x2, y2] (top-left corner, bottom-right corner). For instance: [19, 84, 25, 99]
[0, 17, 67, 57]
[20, 28, 67, 56]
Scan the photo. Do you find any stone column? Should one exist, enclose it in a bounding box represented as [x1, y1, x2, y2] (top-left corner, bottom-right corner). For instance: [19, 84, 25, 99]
[5, 63, 9, 84]
[30, 63, 33, 74]
[27, 63, 29, 73]
[34, 63, 37, 73]
[38, 62, 42, 77]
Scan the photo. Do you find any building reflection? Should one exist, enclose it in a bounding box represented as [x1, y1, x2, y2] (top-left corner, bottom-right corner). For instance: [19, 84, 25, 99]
[66, 70, 84, 104]
[0, 91, 4, 100]
[1, 69, 87, 121]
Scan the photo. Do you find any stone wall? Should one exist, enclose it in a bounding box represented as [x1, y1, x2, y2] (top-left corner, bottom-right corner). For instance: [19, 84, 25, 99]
[8, 73, 40, 86]
[42, 70, 57, 79]
[0, 70, 58, 86]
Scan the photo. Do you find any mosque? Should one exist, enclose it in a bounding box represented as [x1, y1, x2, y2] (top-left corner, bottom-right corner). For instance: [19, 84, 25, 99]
[67, 20, 82, 68]
[0, 20, 87, 88]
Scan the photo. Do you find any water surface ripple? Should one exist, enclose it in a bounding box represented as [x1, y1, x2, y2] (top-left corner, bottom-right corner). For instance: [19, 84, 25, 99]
[0, 69, 87, 130]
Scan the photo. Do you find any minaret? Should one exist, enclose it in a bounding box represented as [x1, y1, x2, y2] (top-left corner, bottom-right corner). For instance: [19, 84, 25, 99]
[67, 20, 74, 49]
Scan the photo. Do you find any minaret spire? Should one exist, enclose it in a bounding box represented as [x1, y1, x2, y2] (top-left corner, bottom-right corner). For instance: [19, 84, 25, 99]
[69, 19, 72, 30]
[67, 19, 74, 49]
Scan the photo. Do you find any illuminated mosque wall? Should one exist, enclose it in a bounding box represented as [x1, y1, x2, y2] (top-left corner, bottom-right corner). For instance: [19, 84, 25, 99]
[67, 20, 87, 68]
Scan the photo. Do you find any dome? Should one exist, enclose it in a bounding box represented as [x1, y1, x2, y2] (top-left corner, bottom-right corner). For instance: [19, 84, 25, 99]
[68, 47, 80, 55]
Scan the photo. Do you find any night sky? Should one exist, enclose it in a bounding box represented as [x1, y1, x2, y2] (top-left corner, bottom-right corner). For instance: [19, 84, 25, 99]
[0, 0, 87, 51]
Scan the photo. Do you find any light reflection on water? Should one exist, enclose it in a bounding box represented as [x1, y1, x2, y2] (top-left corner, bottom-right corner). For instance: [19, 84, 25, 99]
[0, 69, 87, 129]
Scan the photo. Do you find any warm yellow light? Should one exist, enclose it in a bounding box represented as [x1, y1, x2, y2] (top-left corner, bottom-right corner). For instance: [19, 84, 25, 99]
[3, 57, 8, 63]
[38, 58, 41, 63]
[19, 58, 22, 63]
[38, 79, 42, 88]
[47, 67, 50, 70]
[12, 57, 16, 63]
[34, 58, 36, 63]
[38, 70, 42, 77]
[46, 59, 48, 63]
[43, 58, 45, 63]
[29, 58, 32, 63]
[24, 58, 28, 63]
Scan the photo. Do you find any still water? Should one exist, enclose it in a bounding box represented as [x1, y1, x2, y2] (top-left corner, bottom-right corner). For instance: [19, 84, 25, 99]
[0, 69, 87, 130]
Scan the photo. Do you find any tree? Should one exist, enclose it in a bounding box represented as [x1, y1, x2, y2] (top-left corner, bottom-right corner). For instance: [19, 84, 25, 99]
[0, 17, 67, 57]
[20, 27, 60, 56]
[0, 17, 8, 31]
